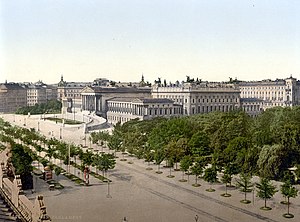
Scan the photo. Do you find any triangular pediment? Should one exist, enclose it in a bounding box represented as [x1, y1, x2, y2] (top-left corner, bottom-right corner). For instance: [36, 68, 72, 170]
[132, 98, 144, 103]
[81, 86, 95, 94]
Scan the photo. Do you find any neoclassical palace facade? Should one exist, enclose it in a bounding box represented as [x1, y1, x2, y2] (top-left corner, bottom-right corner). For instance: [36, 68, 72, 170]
[152, 81, 241, 115]
[75, 86, 152, 117]
[106, 98, 182, 125]
[59, 76, 300, 123]
[239, 76, 300, 116]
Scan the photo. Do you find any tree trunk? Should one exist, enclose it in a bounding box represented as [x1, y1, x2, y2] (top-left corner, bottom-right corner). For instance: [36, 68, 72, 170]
[264, 198, 267, 208]
[287, 197, 290, 214]
[225, 184, 227, 195]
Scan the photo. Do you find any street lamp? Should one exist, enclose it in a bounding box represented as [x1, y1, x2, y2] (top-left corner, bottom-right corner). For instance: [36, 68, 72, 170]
[73, 95, 76, 121]
[68, 145, 71, 173]
[59, 127, 62, 139]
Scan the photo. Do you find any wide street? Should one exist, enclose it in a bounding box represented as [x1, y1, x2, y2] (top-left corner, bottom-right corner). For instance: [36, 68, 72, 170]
[1, 114, 300, 222]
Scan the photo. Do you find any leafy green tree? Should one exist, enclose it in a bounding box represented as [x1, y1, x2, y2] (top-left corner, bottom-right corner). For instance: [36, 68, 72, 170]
[236, 173, 253, 204]
[11, 143, 34, 190]
[203, 166, 218, 192]
[281, 181, 298, 217]
[154, 149, 165, 174]
[223, 163, 238, 187]
[257, 144, 285, 179]
[144, 149, 154, 170]
[108, 124, 122, 157]
[96, 153, 116, 178]
[179, 155, 192, 182]
[54, 167, 61, 181]
[221, 171, 232, 197]
[191, 160, 204, 187]
[256, 177, 278, 210]
[188, 131, 210, 157]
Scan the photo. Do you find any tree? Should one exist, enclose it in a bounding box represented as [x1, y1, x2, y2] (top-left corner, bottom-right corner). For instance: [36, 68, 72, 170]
[144, 150, 154, 170]
[54, 167, 61, 182]
[154, 149, 165, 174]
[236, 173, 253, 204]
[179, 155, 192, 182]
[96, 153, 116, 178]
[188, 131, 211, 157]
[191, 160, 204, 187]
[256, 177, 278, 210]
[223, 163, 238, 187]
[203, 166, 218, 192]
[280, 181, 298, 218]
[257, 144, 285, 179]
[221, 171, 232, 197]
[11, 143, 34, 190]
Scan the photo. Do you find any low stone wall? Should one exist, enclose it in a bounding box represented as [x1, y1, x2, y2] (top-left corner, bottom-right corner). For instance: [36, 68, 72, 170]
[0, 145, 51, 222]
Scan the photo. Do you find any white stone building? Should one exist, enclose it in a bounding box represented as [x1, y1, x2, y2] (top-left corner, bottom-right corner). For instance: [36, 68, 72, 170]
[106, 97, 182, 125]
[151, 81, 241, 115]
[239, 76, 300, 112]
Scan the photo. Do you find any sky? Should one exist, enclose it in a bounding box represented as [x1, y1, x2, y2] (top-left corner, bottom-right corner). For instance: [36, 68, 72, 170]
[0, 0, 300, 84]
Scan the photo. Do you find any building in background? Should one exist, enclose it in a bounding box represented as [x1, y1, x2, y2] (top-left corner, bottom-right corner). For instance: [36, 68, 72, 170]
[238, 76, 300, 116]
[0, 82, 27, 113]
[57, 75, 91, 101]
[151, 78, 241, 116]
[21, 81, 58, 106]
[78, 86, 152, 117]
[106, 97, 182, 125]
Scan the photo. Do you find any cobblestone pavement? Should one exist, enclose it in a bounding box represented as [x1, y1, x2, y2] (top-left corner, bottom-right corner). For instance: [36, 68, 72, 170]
[1, 114, 300, 222]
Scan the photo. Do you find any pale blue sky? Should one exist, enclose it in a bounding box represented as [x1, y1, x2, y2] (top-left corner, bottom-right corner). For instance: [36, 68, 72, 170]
[1, 0, 300, 84]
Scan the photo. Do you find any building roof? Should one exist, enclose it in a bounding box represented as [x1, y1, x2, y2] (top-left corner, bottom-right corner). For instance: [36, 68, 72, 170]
[138, 98, 174, 104]
[82, 86, 151, 94]
[107, 97, 174, 104]
[0, 83, 25, 91]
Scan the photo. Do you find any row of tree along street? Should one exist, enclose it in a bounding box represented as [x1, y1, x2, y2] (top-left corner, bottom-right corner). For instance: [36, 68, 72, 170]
[90, 107, 300, 218]
[0, 118, 116, 188]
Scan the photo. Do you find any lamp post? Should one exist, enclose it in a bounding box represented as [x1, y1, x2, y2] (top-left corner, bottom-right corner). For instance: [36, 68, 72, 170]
[73, 95, 76, 121]
[37, 121, 40, 131]
[68, 145, 71, 174]
[59, 127, 62, 139]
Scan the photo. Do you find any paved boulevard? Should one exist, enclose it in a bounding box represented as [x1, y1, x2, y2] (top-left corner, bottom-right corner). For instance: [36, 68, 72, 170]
[1, 114, 300, 222]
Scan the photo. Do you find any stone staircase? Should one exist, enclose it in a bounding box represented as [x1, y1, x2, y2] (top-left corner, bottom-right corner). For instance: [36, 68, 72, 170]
[0, 197, 18, 221]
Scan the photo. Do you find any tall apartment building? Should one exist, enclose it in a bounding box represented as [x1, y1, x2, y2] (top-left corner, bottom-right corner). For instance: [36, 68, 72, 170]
[0, 83, 27, 113]
[22, 81, 58, 106]
[239, 76, 300, 115]
[151, 80, 241, 115]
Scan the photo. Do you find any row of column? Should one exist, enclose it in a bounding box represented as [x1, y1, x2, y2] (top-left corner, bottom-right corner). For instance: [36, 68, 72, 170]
[108, 102, 146, 116]
[82, 95, 97, 111]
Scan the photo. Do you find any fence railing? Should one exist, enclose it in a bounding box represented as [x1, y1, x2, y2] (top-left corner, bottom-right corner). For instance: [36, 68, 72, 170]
[0, 145, 51, 222]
